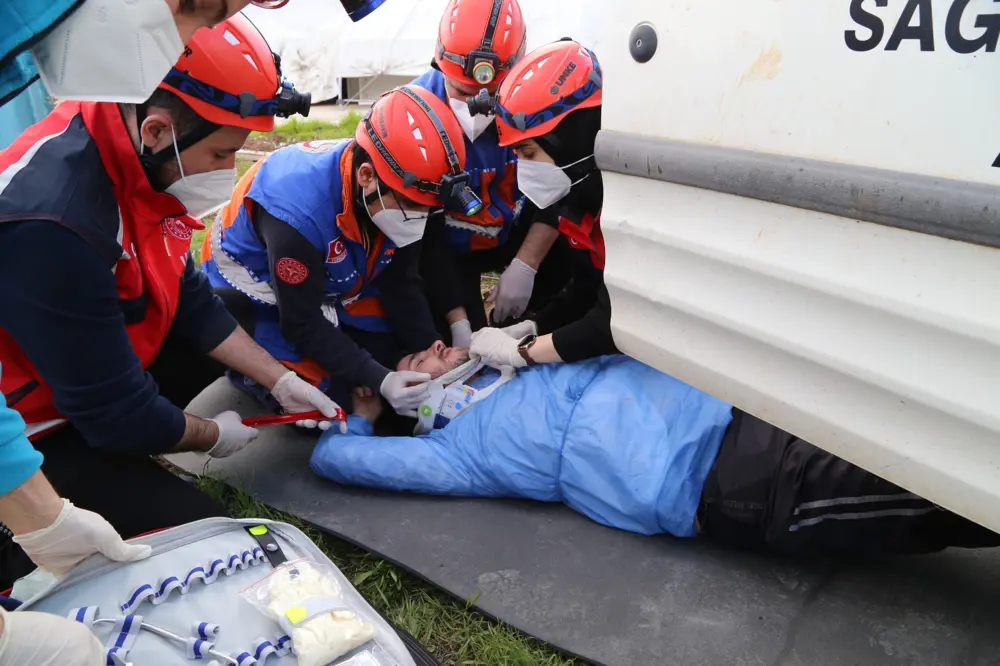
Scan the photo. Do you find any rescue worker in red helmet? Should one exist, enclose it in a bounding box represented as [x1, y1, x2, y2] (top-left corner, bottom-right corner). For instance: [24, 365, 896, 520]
[0, 14, 340, 588]
[201, 85, 476, 417]
[412, 0, 572, 348]
[2, 0, 390, 107]
[469, 39, 617, 368]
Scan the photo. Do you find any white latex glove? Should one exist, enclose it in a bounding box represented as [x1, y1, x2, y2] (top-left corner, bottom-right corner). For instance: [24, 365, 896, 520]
[488, 258, 536, 323]
[380, 371, 432, 414]
[469, 327, 527, 368]
[0, 608, 104, 666]
[207, 410, 259, 458]
[12, 499, 152, 577]
[449, 319, 473, 348]
[270, 371, 347, 433]
[501, 320, 538, 339]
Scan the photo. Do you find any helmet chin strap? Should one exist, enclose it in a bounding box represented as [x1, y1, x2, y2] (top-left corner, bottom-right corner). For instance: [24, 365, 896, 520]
[135, 102, 221, 182]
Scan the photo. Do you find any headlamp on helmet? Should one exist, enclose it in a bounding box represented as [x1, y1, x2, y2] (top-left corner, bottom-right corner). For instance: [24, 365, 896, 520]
[440, 172, 483, 217]
[364, 86, 483, 216]
[436, 0, 525, 90]
[467, 88, 496, 118]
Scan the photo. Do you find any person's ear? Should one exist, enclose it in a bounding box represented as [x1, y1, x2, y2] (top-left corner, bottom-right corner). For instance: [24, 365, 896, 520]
[139, 111, 173, 153]
[356, 162, 378, 195]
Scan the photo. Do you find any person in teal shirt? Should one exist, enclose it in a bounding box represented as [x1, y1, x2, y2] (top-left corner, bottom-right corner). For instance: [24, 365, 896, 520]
[0, 382, 43, 497]
[0, 380, 151, 666]
[0, 377, 150, 576]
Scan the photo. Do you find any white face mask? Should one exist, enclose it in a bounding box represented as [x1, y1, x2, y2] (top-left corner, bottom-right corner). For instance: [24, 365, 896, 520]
[516, 155, 594, 210]
[368, 182, 428, 247]
[162, 126, 236, 219]
[31, 0, 185, 103]
[449, 97, 493, 143]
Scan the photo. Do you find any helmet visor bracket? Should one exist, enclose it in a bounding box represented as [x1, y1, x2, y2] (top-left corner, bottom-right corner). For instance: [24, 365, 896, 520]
[162, 67, 311, 120]
[363, 87, 483, 216]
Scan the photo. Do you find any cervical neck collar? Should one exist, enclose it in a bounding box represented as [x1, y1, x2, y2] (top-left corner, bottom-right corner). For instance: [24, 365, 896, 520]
[412, 358, 516, 435]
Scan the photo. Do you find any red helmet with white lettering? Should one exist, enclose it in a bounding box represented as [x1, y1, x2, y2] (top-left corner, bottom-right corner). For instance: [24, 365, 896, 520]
[435, 0, 527, 92]
[356, 85, 482, 214]
[158, 12, 310, 132]
[493, 40, 603, 148]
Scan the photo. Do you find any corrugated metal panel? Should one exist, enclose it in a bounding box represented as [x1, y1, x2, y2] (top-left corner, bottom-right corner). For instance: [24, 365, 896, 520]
[602, 171, 1000, 532]
[598, 0, 999, 186]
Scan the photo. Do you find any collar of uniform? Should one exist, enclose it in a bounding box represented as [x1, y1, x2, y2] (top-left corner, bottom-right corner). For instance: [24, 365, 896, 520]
[335, 142, 363, 244]
[78, 101, 200, 229]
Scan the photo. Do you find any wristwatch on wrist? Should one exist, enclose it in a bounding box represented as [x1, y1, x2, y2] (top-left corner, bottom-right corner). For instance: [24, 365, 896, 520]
[517, 334, 538, 366]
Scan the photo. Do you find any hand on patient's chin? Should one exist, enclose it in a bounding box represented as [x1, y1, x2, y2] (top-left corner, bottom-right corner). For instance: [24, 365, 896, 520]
[469, 327, 524, 367]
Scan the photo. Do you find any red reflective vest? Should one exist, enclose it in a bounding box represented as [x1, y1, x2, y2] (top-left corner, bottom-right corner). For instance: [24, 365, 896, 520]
[0, 101, 200, 437]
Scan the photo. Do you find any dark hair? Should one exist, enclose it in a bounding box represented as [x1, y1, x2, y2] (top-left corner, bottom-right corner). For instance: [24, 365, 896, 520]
[127, 89, 203, 137]
[350, 141, 379, 247]
[536, 106, 603, 214]
[351, 140, 422, 207]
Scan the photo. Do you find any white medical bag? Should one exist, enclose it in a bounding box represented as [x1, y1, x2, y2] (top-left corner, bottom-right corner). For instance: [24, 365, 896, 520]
[14, 517, 429, 666]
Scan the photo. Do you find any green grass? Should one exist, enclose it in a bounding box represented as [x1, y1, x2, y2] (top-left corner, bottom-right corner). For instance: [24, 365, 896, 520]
[196, 478, 574, 666]
[253, 113, 362, 143]
[191, 116, 362, 262]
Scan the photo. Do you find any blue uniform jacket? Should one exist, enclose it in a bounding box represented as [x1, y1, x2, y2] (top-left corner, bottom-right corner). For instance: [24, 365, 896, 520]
[311, 356, 734, 538]
[203, 139, 398, 361]
[410, 69, 524, 253]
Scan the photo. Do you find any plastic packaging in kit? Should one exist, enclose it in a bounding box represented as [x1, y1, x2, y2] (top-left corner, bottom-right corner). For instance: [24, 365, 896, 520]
[242, 558, 376, 666]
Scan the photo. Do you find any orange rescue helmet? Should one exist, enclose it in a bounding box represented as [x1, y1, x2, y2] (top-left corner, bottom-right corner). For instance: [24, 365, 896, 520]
[435, 0, 527, 91]
[493, 39, 603, 148]
[157, 12, 310, 133]
[355, 85, 481, 214]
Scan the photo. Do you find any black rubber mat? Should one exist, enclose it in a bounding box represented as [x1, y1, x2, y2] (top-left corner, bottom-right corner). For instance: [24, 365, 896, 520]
[170, 380, 1000, 666]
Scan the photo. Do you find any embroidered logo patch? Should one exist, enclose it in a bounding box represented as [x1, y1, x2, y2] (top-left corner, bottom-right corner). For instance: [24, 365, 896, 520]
[276, 257, 309, 284]
[326, 239, 347, 264]
[298, 140, 340, 153]
[163, 217, 193, 240]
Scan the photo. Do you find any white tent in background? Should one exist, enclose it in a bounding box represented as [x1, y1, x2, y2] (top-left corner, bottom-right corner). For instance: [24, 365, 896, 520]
[245, 0, 614, 104]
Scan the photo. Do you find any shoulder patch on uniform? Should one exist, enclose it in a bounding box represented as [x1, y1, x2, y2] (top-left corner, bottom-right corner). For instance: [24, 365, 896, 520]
[297, 140, 341, 153]
[276, 257, 310, 284]
[326, 239, 347, 263]
[163, 217, 193, 240]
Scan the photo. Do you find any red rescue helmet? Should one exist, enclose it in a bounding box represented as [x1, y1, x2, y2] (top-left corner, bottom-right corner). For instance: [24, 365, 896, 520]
[435, 0, 527, 91]
[493, 39, 603, 148]
[157, 12, 310, 133]
[356, 85, 481, 214]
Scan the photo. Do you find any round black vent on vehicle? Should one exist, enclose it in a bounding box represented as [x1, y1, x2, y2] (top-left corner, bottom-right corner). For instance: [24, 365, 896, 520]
[629, 22, 658, 63]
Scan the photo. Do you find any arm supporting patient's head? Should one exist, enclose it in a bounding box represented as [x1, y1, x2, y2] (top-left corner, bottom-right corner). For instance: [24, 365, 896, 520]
[396, 341, 470, 378]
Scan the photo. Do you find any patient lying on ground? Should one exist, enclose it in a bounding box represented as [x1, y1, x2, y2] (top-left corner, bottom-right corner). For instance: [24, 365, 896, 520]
[396, 340, 470, 376]
[311, 344, 999, 558]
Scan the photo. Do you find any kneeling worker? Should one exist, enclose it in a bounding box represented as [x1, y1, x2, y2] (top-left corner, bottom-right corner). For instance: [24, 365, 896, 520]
[468, 40, 616, 368]
[202, 85, 477, 414]
[0, 14, 341, 585]
[413, 0, 569, 342]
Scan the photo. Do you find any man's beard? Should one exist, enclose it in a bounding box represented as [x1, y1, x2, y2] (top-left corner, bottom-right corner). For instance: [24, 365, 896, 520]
[146, 159, 181, 192]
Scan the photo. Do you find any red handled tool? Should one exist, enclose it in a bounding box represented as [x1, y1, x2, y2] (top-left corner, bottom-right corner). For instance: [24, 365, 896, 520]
[242, 408, 347, 428]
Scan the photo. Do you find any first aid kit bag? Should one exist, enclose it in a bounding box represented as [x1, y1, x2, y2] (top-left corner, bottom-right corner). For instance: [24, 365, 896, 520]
[12, 517, 434, 666]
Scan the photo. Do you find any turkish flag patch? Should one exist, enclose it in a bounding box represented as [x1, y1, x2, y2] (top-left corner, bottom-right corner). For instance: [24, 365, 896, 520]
[326, 239, 347, 263]
[276, 257, 309, 284]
